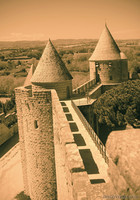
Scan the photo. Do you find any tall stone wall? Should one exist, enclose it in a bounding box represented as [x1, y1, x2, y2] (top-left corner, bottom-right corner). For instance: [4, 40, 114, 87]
[15, 87, 29, 195]
[89, 85, 102, 99]
[89, 62, 96, 80]
[15, 86, 57, 200]
[106, 130, 140, 198]
[52, 90, 91, 200]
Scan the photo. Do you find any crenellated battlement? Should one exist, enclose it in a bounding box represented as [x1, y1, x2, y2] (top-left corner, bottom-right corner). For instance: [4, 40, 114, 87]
[15, 85, 56, 200]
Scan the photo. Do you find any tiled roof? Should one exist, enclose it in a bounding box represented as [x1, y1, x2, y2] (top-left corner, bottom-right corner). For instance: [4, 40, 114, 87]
[89, 24, 121, 61]
[31, 39, 72, 83]
[24, 64, 36, 86]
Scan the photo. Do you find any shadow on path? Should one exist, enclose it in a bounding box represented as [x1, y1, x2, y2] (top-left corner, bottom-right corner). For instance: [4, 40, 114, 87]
[90, 179, 105, 184]
[73, 134, 86, 146]
[79, 149, 99, 174]
[63, 107, 69, 112]
[69, 122, 79, 132]
[60, 102, 66, 106]
[65, 114, 73, 121]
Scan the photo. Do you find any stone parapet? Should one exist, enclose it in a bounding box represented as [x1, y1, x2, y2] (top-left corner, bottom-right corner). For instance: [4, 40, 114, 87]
[52, 90, 91, 200]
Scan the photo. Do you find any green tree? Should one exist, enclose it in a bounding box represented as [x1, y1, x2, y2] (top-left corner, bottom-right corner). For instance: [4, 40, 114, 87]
[15, 191, 31, 200]
[94, 80, 140, 129]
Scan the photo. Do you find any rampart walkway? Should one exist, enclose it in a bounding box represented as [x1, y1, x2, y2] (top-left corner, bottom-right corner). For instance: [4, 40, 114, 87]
[61, 100, 109, 184]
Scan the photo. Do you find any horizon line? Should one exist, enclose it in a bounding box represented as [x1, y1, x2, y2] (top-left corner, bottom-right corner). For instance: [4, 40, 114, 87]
[0, 38, 140, 42]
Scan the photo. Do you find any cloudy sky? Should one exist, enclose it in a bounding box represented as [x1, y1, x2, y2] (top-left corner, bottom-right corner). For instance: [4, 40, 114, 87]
[0, 0, 139, 41]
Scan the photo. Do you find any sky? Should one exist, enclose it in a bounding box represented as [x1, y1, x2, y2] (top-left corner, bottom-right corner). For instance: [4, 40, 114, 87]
[0, 0, 139, 41]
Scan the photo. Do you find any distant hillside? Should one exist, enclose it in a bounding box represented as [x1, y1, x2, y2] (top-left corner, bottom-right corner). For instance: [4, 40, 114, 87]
[0, 39, 139, 49]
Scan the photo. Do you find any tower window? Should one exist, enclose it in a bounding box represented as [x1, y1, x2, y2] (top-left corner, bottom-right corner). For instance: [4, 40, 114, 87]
[109, 62, 112, 67]
[95, 62, 99, 67]
[34, 120, 38, 129]
[110, 76, 113, 80]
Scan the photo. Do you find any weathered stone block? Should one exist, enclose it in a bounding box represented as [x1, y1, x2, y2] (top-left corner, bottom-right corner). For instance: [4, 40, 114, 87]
[72, 172, 90, 200]
[65, 143, 85, 173]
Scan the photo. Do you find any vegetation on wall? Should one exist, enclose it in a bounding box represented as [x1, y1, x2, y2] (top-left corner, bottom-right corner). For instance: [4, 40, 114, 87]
[15, 191, 31, 200]
[94, 80, 140, 128]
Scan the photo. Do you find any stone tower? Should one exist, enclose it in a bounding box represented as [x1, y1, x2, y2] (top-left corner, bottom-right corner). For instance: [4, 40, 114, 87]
[15, 39, 73, 199]
[31, 39, 73, 100]
[89, 24, 128, 84]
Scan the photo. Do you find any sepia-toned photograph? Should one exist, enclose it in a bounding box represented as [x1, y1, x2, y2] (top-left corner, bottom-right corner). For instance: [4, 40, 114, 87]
[0, 0, 140, 199]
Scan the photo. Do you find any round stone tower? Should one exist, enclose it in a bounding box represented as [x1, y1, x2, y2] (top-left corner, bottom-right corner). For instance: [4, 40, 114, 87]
[15, 39, 74, 199]
[15, 87, 56, 200]
[31, 39, 73, 100]
[89, 24, 128, 84]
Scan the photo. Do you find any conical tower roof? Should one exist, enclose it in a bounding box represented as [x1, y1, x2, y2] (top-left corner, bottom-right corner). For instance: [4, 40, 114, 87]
[31, 39, 72, 83]
[89, 24, 121, 61]
[24, 64, 36, 86]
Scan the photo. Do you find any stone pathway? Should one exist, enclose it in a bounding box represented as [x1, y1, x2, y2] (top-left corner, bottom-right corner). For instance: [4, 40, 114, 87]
[61, 100, 109, 184]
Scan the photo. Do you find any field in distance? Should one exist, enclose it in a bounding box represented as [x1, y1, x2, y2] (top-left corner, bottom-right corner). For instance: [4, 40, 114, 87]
[0, 39, 139, 94]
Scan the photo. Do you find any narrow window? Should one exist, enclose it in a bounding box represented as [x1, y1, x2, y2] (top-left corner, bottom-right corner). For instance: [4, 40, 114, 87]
[95, 62, 99, 67]
[34, 120, 38, 129]
[109, 62, 112, 67]
[110, 76, 112, 80]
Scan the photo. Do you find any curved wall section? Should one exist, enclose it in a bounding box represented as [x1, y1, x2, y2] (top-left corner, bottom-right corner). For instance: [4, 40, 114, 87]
[15, 87, 56, 200]
[32, 80, 72, 100]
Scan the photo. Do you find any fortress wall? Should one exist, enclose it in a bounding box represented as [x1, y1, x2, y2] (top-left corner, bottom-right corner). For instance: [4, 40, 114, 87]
[32, 80, 72, 100]
[108, 158, 135, 197]
[106, 130, 140, 198]
[15, 86, 91, 200]
[89, 62, 96, 80]
[89, 85, 102, 99]
[73, 79, 96, 95]
[15, 87, 30, 195]
[27, 90, 56, 200]
[102, 84, 119, 93]
[15, 87, 57, 200]
[52, 90, 91, 200]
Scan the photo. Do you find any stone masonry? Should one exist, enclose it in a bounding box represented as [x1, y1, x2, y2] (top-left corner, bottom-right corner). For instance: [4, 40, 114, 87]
[15, 86, 56, 200]
[89, 24, 128, 84]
